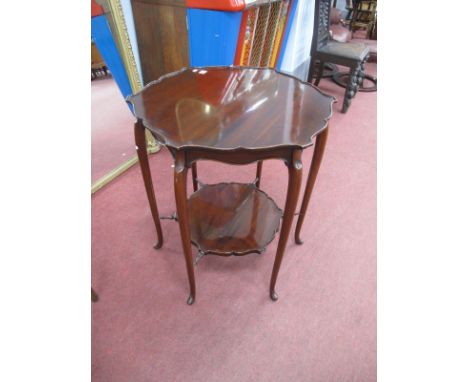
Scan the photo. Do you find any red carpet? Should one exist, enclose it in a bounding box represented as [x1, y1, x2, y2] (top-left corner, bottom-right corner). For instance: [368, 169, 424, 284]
[91, 77, 136, 184]
[92, 63, 376, 381]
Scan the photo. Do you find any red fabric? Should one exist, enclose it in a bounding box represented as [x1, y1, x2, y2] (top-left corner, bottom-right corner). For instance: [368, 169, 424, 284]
[331, 24, 352, 43]
[330, 8, 351, 42]
[92, 63, 377, 381]
[186, 0, 245, 11]
[330, 7, 342, 24]
[91, 0, 104, 17]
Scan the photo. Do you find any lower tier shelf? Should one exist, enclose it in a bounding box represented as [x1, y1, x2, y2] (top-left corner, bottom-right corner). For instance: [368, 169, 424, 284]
[187, 182, 282, 256]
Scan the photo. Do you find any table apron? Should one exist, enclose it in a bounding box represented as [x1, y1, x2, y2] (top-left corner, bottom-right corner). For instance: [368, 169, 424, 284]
[181, 147, 302, 167]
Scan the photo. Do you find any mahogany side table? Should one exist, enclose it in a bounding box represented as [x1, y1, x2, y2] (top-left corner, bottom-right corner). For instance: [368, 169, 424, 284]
[127, 66, 335, 305]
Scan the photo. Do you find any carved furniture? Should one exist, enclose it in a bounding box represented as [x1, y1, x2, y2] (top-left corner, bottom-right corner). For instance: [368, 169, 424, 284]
[331, 1, 377, 92]
[127, 66, 335, 304]
[307, 8, 350, 82]
[308, 0, 370, 113]
[350, 0, 377, 40]
[310, 6, 377, 92]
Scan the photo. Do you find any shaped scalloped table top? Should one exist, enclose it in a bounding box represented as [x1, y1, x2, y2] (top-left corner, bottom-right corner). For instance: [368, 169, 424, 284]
[127, 66, 335, 151]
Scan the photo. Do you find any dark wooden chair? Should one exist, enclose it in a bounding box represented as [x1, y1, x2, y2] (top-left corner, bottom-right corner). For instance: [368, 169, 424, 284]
[308, 0, 370, 113]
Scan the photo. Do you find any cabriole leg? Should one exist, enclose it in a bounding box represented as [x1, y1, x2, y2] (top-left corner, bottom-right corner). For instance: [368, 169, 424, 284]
[134, 120, 163, 249]
[255, 161, 263, 188]
[191, 162, 198, 192]
[174, 151, 196, 305]
[295, 128, 329, 245]
[270, 149, 303, 301]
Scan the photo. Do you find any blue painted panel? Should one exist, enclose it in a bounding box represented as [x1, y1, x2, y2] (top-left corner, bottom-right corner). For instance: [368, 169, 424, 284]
[91, 15, 133, 104]
[277, 0, 298, 69]
[187, 9, 242, 66]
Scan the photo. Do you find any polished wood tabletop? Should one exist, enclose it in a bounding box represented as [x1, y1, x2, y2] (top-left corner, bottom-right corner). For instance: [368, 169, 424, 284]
[127, 66, 334, 150]
[130, 66, 335, 305]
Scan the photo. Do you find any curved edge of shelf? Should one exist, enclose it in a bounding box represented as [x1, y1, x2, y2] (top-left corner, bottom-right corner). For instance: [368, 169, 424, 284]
[188, 182, 282, 257]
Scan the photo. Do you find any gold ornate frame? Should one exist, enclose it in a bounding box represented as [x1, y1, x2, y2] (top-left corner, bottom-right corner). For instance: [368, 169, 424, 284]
[92, 0, 160, 194]
[106, 0, 142, 93]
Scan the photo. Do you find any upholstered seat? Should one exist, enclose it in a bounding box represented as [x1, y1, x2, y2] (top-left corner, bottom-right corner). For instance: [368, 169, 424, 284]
[318, 41, 370, 61]
[351, 38, 376, 62]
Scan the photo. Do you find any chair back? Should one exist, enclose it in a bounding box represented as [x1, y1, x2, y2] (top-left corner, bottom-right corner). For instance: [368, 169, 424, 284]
[312, 0, 332, 54]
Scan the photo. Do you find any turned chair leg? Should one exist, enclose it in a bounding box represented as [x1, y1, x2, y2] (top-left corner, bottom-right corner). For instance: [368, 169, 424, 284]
[342, 64, 359, 113]
[357, 55, 369, 92]
[314, 61, 325, 86]
[357, 65, 364, 91]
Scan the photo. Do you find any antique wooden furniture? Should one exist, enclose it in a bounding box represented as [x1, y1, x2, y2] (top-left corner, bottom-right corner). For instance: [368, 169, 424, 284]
[131, 0, 294, 85]
[127, 66, 335, 304]
[131, 0, 190, 84]
[330, 1, 377, 92]
[308, 0, 370, 113]
[350, 0, 377, 40]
